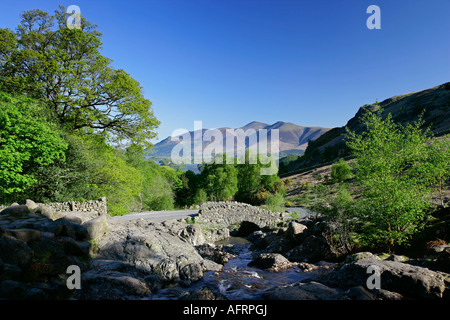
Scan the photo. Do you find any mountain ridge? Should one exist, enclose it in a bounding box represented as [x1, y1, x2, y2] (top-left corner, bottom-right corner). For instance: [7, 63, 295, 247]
[279, 81, 450, 175]
[146, 121, 331, 159]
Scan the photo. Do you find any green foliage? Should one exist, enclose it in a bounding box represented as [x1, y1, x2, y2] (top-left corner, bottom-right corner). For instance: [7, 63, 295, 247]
[0, 92, 67, 201]
[346, 108, 435, 250]
[0, 7, 159, 148]
[193, 188, 208, 205]
[202, 154, 238, 201]
[235, 151, 281, 204]
[125, 147, 178, 212]
[265, 192, 286, 212]
[425, 136, 450, 206]
[331, 158, 353, 183]
[318, 186, 360, 256]
[0, 7, 173, 215]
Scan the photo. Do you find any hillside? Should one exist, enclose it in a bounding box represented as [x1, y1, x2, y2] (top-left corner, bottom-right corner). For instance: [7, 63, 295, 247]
[146, 121, 330, 159]
[280, 82, 450, 175]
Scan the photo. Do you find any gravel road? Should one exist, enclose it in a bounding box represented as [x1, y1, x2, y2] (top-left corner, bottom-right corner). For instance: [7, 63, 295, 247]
[112, 209, 199, 223]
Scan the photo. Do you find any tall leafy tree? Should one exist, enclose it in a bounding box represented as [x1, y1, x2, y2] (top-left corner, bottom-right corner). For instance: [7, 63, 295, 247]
[0, 91, 67, 201]
[202, 154, 238, 201]
[0, 6, 159, 147]
[426, 136, 450, 206]
[346, 108, 435, 250]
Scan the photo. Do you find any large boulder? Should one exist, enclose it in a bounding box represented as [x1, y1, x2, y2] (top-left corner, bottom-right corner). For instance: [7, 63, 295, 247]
[6, 229, 42, 243]
[248, 253, 293, 272]
[285, 221, 309, 243]
[318, 258, 447, 299]
[0, 235, 34, 268]
[286, 235, 332, 263]
[75, 268, 151, 299]
[0, 205, 30, 217]
[195, 243, 236, 265]
[177, 224, 207, 245]
[21, 199, 39, 211]
[33, 206, 63, 220]
[83, 215, 108, 242]
[96, 219, 217, 285]
[41, 218, 89, 241]
[263, 281, 349, 300]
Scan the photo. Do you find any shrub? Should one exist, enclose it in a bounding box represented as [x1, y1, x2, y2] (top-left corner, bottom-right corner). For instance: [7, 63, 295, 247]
[265, 192, 286, 212]
[346, 108, 437, 251]
[331, 159, 353, 183]
[193, 188, 208, 205]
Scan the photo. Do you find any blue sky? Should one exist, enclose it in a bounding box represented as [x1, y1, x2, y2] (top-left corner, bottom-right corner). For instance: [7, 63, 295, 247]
[1, 0, 449, 142]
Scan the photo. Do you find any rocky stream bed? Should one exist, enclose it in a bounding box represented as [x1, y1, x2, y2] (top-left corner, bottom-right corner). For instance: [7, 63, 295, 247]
[0, 200, 449, 300]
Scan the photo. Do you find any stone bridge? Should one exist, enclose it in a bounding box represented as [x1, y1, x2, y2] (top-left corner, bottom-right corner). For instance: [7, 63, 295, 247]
[194, 201, 288, 229]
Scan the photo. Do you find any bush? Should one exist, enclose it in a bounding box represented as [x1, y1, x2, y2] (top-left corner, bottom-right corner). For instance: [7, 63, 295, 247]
[331, 159, 353, 183]
[194, 189, 208, 205]
[346, 108, 437, 251]
[265, 192, 286, 212]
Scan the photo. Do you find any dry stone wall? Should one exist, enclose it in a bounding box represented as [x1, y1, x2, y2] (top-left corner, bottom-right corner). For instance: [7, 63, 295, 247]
[0, 197, 107, 216]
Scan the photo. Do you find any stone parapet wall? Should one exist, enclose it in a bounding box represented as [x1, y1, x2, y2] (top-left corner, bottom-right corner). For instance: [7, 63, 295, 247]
[0, 197, 107, 216]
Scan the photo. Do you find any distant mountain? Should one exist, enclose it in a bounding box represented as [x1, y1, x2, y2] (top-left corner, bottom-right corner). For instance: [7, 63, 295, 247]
[146, 121, 331, 159]
[280, 82, 450, 175]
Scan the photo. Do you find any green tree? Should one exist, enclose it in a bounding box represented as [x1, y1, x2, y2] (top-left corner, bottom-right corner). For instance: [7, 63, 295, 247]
[193, 188, 208, 205]
[265, 192, 286, 212]
[0, 7, 159, 147]
[346, 109, 434, 251]
[426, 136, 450, 207]
[201, 154, 238, 201]
[331, 158, 353, 183]
[125, 148, 176, 211]
[0, 91, 67, 202]
[27, 133, 100, 202]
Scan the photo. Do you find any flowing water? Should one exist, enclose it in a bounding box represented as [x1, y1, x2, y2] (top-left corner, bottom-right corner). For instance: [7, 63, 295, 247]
[152, 237, 318, 300]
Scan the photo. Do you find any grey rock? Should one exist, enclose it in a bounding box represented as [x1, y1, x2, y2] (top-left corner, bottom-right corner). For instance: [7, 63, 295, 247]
[83, 215, 108, 241]
[7, 228, 42, 243]
[384, 254, 408, 262]
[57, 236, 91, 257]
[96, 220, 208, 284]
[0, 235, 33, 268]
[195, 243, 236, 264]
[286, 235, 331, 263]
[344, 252, 381, 264]
[318, 258, 447, 299]
[33, 206, 63, 220]
[263, 281, 349, 300]
[22, 199, 39, 211]
[27, 238, 69, 276]
[0, 205, 30, 217]
[42, 218, 88, 241]
[248, 253, 293, 271]
[180, 286, 227, 300]
[76, 268, 151, 299]
[178, 224, 207, 245]
[345, 286, 377, 300]
[285, 221, 309, 243]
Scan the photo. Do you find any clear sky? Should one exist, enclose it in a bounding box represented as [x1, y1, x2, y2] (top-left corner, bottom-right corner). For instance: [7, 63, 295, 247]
[1, 0, 449, 142]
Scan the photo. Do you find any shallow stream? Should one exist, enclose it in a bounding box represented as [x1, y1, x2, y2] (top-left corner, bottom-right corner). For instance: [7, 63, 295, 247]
[152, 237, 317, 300]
